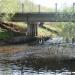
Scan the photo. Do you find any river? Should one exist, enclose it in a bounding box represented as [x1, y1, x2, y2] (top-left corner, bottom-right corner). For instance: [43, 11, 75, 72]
[0, 41, 75, 75]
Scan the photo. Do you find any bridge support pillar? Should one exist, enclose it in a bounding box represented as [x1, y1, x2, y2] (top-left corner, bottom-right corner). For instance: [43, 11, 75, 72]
[27, 22, 38, 36]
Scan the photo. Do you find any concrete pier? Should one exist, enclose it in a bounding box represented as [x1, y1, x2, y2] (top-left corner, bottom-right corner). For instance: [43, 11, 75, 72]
[27, 22, 37, 36]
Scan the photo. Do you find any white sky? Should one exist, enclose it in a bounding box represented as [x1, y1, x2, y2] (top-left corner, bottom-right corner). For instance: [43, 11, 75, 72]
[30, 0, 75, 9]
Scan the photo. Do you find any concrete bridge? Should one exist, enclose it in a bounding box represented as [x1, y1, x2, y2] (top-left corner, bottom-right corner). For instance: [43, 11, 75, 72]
[11, 12, 75, 22]
[0, 12, 75, 36]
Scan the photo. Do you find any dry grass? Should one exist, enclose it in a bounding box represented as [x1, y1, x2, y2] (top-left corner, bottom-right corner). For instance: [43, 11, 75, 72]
[0, 46, 23, 54]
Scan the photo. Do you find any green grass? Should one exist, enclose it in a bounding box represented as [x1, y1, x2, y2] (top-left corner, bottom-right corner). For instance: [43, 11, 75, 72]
[0, 31, 13, 40]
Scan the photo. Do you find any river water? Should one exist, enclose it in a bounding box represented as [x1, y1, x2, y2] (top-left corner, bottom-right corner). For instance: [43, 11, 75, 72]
[0, 58, 75, 75]
[0, 42, 75, 75]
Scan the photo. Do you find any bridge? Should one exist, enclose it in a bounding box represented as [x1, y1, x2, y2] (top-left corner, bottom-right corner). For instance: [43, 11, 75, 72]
[11, 12, 75, 22]
[0, 12, 75, 36]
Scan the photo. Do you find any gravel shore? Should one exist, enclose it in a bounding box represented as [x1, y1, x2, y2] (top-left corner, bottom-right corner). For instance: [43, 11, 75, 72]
[0, 44, 75, 61]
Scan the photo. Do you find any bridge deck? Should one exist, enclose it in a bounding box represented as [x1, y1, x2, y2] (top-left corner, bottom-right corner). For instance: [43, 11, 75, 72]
[11, 12, 75, 22]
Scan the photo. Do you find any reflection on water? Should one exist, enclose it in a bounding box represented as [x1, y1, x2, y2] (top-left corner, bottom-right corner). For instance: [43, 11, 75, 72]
[0, 58, 75, 75]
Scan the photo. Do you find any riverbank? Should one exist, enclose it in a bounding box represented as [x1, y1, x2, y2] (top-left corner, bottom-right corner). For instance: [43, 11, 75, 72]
[0, 44, 75, 75]
[0, 44, 75, 62]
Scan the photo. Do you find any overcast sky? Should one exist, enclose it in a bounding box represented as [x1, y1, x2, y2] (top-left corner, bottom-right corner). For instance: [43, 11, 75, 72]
[30, 0, 75, 9]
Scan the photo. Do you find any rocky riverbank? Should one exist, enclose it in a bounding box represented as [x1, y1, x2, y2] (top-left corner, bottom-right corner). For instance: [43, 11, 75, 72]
[0, 36, 37, 45]
[0, 36, 50, 45]
[0, 44, 75, 62]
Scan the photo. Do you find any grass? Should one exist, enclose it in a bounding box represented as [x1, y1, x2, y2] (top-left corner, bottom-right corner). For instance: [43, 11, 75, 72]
[38, 23, 61, 37]
[0, 0, 52, 13]
[0, 31, 14, 40]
